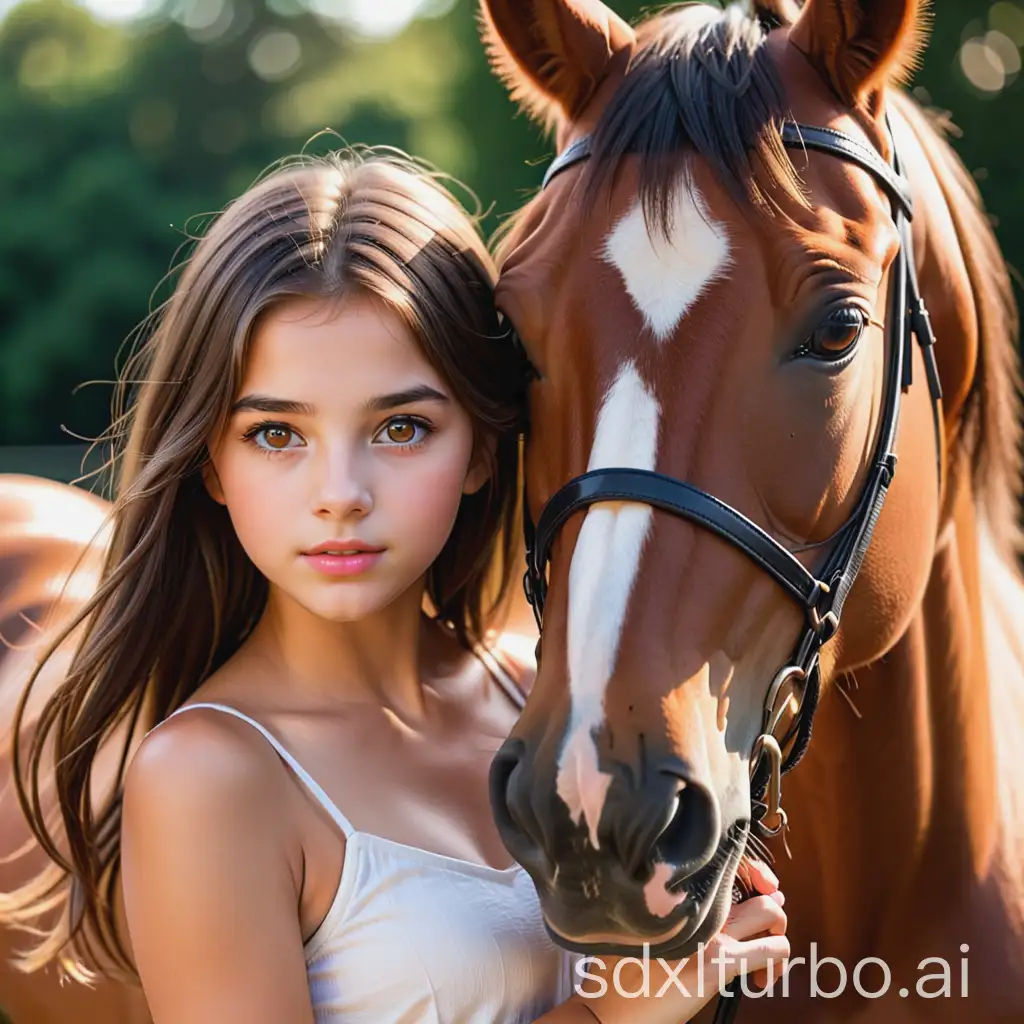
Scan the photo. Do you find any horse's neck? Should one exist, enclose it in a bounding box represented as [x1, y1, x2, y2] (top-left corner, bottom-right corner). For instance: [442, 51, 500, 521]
[781, 460, 1024, 960]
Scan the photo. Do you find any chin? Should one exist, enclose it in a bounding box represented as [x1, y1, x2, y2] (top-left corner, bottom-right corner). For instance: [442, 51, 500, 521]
[304, 594, 389, 622]
[532, 822, 750, 963]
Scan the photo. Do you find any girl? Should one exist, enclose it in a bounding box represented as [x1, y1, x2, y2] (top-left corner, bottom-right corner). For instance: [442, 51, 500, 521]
[3, 148, 788, 1022]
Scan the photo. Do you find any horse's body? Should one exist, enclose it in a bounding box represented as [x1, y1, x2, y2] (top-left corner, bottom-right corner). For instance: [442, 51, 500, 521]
[0, 476, 150, 1023]
[481, 0, 1024, 1019]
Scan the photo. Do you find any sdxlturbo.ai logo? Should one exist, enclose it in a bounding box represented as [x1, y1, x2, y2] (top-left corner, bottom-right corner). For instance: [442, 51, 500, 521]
[574, 943, 971, 1001]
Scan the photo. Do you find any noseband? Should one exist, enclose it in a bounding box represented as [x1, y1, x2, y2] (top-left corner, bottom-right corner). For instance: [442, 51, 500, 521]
[516, 119, 944, 1019]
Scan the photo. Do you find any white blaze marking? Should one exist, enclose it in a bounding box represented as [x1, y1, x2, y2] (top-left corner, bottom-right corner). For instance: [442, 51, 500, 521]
[602, 186, 732, 342]
[643, 861, 687, 918]
[556, 361, 660, 849]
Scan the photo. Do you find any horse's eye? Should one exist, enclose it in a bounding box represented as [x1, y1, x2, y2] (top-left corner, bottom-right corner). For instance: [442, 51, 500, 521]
[794, 308, 868, 363]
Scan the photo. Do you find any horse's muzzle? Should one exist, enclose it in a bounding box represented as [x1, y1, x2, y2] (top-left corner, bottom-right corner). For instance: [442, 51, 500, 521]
[489, 735, 738, 955]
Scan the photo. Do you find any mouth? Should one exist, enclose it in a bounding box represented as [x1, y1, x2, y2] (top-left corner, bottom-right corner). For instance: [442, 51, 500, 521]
[541, 821, 750, 960]
[301, 542, 386, 577]
[303, 541, 385, 556]
[669, 820, 751, 908]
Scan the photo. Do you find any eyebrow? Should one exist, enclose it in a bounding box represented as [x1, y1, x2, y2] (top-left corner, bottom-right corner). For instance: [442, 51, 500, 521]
[230, 385, 450, 417]
[366, 385, 450, 412]
[230, 395, 315, 416]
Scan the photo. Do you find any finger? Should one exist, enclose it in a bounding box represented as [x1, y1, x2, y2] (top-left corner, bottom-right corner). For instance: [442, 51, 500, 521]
[743, 964, 787, 994]
[737, 858, 780, 897]
[722, 895, 787, 940]
[715, 934, 792, 986]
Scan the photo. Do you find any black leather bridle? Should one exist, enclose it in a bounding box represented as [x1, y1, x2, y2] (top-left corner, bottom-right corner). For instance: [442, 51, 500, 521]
[513, 120, 944, 1021]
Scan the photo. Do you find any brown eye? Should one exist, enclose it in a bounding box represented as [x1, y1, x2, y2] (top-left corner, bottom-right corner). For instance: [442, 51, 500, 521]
[794, 308, 867, 363]
[375, 417, 432, 447]
[387, 421, 416, 443]
[248, 423, 303, 452]
[263, 426, 293, 449]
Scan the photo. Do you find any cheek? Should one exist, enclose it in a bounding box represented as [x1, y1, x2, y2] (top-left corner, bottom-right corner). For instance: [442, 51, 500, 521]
[392, 439, 477, 551]
[212, 452, 300, 563]
[829, 379, 941, 669]
[748, 359, 878, 540]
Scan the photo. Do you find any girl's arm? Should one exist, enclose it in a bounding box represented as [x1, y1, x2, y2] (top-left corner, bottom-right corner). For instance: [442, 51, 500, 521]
[121, 714, 316, 1024]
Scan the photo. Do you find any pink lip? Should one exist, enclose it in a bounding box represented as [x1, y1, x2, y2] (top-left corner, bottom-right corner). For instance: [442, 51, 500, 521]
[301, 542, 385, 577]
[302, 551, 384, 576]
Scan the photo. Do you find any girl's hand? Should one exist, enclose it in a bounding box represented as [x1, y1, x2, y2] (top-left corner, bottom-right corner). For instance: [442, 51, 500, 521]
[569, 859, 790, 1024]
[708, 860, 786, 995]
[727, 857, 788, 991]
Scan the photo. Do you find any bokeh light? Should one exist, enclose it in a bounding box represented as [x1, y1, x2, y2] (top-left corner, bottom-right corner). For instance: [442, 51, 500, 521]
[247, 27, 301, 81]
[958, 2, 1024, 94]
[0, 0, 456, 37]
[990, 1, 1024, 45]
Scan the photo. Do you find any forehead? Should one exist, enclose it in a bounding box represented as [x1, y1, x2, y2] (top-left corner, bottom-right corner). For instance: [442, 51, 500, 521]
[499, 162, 729, 336]
[241, 295, 442, 393]
[497, 141, 896, 341]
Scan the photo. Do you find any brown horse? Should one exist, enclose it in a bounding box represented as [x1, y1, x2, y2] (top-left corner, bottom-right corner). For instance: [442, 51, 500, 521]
[0, 476, 150, 1023]
[482, 0, 1024, 1019]
[4, 3, 1024, 1020]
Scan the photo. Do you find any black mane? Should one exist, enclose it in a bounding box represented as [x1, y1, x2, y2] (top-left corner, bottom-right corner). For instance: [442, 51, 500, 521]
[581, 3, 806, 236]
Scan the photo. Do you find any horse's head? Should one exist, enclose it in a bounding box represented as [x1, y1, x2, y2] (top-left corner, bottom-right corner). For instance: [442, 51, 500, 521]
[484, 0, 959, 957]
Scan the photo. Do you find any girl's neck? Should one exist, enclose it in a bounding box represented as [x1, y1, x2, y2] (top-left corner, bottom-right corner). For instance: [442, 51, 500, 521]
[240, 583, 446, 722]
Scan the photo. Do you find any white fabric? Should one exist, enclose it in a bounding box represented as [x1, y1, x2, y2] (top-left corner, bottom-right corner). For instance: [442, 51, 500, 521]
[162, 652, 576, 1022]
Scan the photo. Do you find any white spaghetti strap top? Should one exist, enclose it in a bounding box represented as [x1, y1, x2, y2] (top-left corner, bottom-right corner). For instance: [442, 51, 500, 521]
[158, 651, 577, 1023]
[170, 701, 360, 838]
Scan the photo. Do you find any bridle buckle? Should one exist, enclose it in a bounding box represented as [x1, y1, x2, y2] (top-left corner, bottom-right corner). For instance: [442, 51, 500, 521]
[807, 579, 839, 643]
[809, 606, 839, 643]
[750, 733, 788, 838]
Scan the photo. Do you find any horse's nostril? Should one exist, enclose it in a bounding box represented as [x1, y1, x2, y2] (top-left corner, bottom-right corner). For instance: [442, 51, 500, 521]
[652, 779, 720, 876]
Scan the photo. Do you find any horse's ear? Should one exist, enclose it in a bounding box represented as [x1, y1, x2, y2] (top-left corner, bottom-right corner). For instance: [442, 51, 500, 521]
[478, 0, 636, 132]
[789, 0, 931, 111]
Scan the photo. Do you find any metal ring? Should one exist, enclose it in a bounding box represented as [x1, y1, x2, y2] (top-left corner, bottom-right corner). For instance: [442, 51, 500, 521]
[761, 664, 806, 739]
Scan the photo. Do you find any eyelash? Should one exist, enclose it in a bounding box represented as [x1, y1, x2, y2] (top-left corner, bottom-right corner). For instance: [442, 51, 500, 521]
[240, 417, 436, 456]
[240, 421, 301, 458]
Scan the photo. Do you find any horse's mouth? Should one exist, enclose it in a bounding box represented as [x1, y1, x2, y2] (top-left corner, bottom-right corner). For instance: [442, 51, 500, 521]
[667, 819, 751, 906]
[541, 821, 750, 960]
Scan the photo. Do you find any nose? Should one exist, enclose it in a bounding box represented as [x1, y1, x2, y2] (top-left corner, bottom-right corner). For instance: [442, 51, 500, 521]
[490, 738, 720, 885]
[312, 445, 373, 519]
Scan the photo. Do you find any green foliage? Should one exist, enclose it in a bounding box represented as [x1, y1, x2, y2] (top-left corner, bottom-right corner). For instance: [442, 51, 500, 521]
[0, 0, 435, 442]
[0, 0, 1020, 445]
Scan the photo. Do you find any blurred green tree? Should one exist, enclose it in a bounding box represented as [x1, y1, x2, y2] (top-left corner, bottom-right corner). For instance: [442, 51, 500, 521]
[0, 0, 422, 443]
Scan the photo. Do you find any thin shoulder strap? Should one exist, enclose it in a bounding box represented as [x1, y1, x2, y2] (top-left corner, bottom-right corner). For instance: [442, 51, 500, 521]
[165, 703, 356, 838]
[474, 643, 527, 711]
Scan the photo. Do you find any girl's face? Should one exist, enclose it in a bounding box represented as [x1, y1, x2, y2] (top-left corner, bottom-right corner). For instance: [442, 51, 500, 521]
[205, 293, 489, 623]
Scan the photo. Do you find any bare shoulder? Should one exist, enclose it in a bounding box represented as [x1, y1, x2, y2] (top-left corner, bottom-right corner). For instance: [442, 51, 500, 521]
[121, 708, 314, 1023]
[121, 707, 296, 893]
[122, 707, 297, 863]
[489, 631, 538, 697]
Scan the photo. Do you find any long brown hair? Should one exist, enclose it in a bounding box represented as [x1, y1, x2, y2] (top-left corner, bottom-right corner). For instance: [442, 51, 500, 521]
[2, 147, 527, 982]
